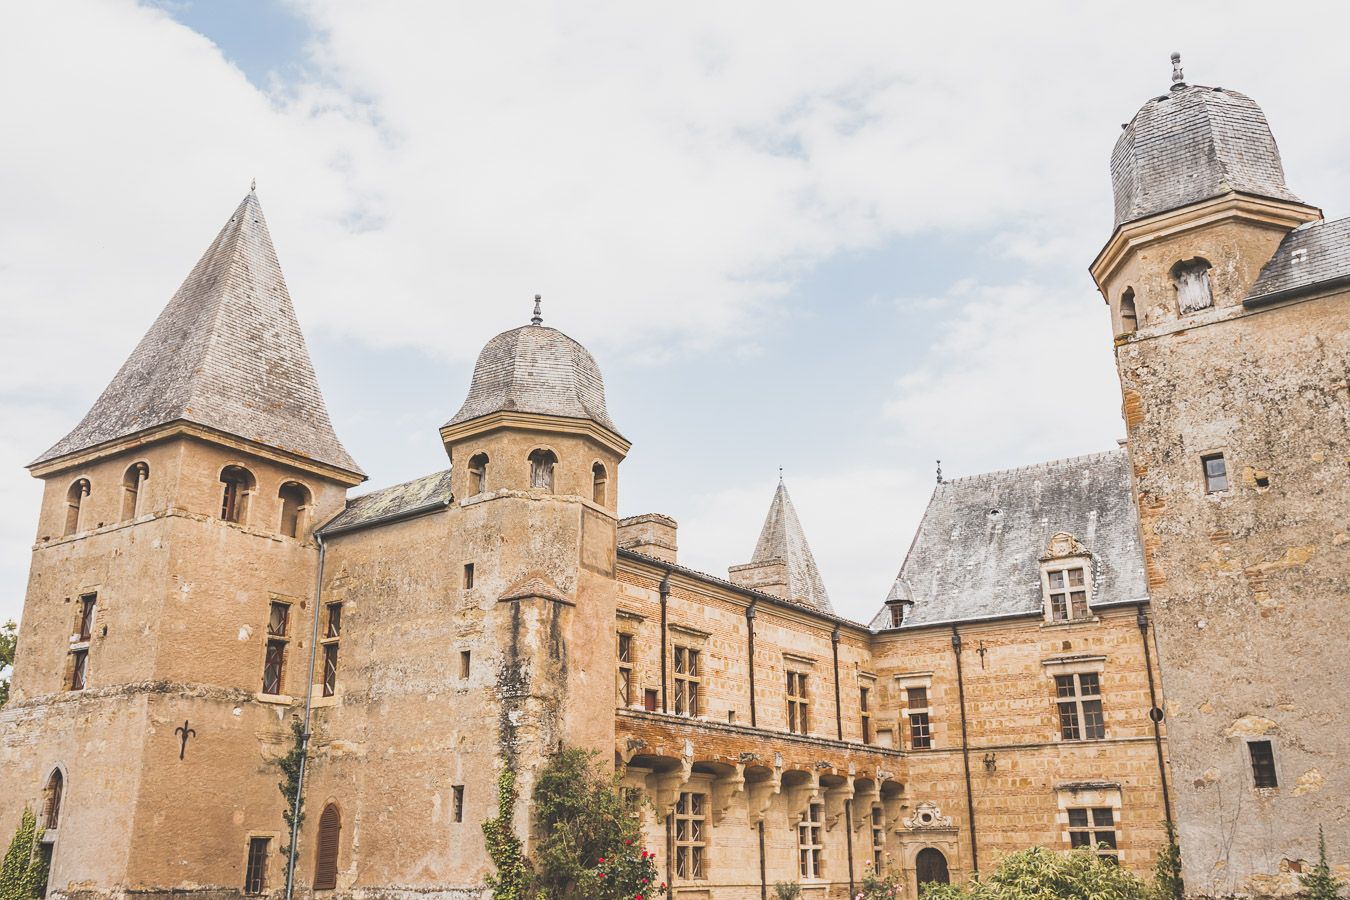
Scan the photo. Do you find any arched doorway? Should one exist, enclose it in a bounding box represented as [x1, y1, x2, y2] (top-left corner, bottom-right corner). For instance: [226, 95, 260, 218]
[916, 847, 950, 886]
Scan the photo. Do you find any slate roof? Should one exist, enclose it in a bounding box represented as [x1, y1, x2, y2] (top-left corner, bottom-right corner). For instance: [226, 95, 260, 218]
[870, 449, 1147, 630]
[322, 469, 453, 533]
[447, 324, 618, 432]
[1246, 217, 1350, 303]
[749, 481, 834, 614]
[33, 190, 362, 476]
[1111, 83, 1302, 230]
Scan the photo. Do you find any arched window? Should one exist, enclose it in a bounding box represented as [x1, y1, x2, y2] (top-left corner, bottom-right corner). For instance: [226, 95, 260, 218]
[592, 462, 608, 505]
[278, 482, 311, 538]
[915, 847, 950, 886]
[64, 479, 90, 536]
[528, 449, 557, 492]
[122, 462, 149, 521]
[313, 803, 341, 890]
[468, 453, 489, 495]
[42, 769, 64, 830]
[1119, 288, 1137, 335]
[220, 466, 256, 524]
[1172, 258, 1213, 314]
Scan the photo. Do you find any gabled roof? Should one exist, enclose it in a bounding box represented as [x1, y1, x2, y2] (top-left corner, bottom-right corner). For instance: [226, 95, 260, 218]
[322, 469, 453, 533]
[871, 449, 1147, 629]
[749, 481, 833, 614]
[32, 189, 362, 477]
[1246, 216, 1350, 304]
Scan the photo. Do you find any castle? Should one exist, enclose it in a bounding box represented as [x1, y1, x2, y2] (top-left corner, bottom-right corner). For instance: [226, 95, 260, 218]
[1, 60, 1345, 899]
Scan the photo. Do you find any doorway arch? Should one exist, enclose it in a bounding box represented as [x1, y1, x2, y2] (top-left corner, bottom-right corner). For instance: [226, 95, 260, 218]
[916, 846, 950, 886]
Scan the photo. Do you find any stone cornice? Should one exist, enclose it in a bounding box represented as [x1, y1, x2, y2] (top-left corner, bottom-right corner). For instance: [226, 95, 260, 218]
[1089, 193, 1322, 293]
[439, 410, 631, 457]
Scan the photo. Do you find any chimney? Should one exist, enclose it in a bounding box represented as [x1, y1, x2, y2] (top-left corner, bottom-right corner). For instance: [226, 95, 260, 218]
[617, 514, 678, 564]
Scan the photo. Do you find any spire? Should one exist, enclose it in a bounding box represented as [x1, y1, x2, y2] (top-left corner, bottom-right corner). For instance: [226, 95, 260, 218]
[33, 190, 363, 477]
[746, 480, 833, 613]
[530, 293, 543, 325]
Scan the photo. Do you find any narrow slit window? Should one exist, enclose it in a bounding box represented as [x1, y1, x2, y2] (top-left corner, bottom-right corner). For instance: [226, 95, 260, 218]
[617, 633, 633, 707]
[1119, 287, 1137, 335]
[321, 603, 342, 698]
[452, 785, 465, 823]
[860, 686, 872, 744]
[1249, 740, 1278, 788]
[460, 650, 471, 679]
[592, 462, 608, 504]
[42, 770, 64, 831]
[463, 563, 474, 590]
[870, 805, 884, 871]
[798, 802, 824, 879]
[1203, 454, 1228, 493]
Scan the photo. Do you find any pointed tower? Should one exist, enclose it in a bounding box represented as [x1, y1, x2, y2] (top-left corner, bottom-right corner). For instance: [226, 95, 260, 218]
[4, 189, 363, 897]
[729, 479, 833, 613]
[1091, 59, 1350, 896]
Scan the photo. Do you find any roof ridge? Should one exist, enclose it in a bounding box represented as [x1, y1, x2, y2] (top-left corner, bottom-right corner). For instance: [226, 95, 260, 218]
[941, 447, 1124, 486]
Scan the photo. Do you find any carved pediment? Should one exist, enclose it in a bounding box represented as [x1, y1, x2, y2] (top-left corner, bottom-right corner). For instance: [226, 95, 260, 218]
[1040, 532, 1090, 562]
[903, 800, 954, 831]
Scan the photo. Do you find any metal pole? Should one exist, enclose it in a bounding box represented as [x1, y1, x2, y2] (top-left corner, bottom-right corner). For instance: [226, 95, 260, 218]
[286, 534, 326, 900]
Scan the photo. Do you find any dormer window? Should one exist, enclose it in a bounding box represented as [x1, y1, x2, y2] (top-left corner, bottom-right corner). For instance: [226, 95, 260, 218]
[528, 449, 557, 492]
[1172, 257, 1213, 314]
[1039, 532, 1093, 623]
[468, 453, 489, 495]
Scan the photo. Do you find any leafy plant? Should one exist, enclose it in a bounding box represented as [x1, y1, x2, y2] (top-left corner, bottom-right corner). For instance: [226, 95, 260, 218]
[1150, 820, 1184, 900]
[0, 619, 17, 709]
[579, 841, 665, 900]
[773, 882, 802, 900]
[1300, 826, 1344, 900]
[275, 719, 306, 860]
[858, 863, 903, 899]
[532, 747, 654, 900]
[919, 846, 1147, 899]
[0, 808, 47, 900]
[482, 765, 533, 900]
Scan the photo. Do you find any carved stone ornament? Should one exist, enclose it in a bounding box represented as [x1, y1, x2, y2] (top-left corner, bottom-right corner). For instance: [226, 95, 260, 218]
[1039, 532, 1090, 562]
[903, 800, 954, 830]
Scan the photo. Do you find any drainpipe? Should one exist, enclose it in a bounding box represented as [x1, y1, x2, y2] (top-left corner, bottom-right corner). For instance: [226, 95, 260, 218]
[285, 533, 326, 900]
[1137, 604, 1173, 824]
[746, 601, 758, 727]
[659, 571, 670, 713]
[844, 797, 856, 895]
[831, 626, 843, 741]
[757, 820, 767, 900]
[951, 625, 978, 877]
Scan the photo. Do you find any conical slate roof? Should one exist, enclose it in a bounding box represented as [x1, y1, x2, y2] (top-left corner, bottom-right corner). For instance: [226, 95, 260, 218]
[1110, 81, 1302, 229]
[447, 322, 617, 432]
[750, 481, 833, 613]
[33, 189, 362, 476]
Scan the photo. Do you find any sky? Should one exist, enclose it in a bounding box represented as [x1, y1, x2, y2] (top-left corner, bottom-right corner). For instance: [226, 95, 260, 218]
[1, 0, 1348, 628]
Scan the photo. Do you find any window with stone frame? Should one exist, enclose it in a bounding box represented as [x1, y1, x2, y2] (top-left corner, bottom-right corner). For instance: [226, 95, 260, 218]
[1046, 566, 1089, 621]
[1056, 672, 1105, 740]
[798, 802, 824, 879]
[220, 465, 255, 524]
[262, 601, 290, 695]
[64, 478, 90, 537]
[68, 593, 96, 691]
[468, 453, 489, 495]
[674, 791, 707, 880]
[617, 632, 634, 707]
[786, 671, 810, 734]
[1202, 453, 1229, 494]
[907, 685, 932, 750]
[1068, 807, 1118, 860]
[870, 805, 885, 871]
[278, 482, 310, 538]
[860, 686, 873, 744]
[122, 462, 148, 521]
[42, 770, 63, 831]
[1248, 740, 1279, 789]
[321, 602, 342, 698]
[673, 646, 700, 717]
[244, 837, 270, 894]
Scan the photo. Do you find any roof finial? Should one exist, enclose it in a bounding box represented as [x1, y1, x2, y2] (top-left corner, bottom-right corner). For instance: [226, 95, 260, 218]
[778, 465, 784, 484]
[250, 177, 257, 192]
[1170, 52, 1185, 88]
[936, 459, 943, 484]
[530, 293, 543, 325]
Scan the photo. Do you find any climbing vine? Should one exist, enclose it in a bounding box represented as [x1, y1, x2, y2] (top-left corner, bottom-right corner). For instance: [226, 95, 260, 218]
[482, 764, 534, 900]
[0, 808, 47, 900]
[276, 719, 306, 860]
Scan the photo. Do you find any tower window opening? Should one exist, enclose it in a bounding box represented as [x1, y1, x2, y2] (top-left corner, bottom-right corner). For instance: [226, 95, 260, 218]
[1202, 454, 1229, 493]
[262, 601, 290, 695]
[1172, 258, 1213, 314]
[278, 481, 311, 538]
[42, 769, 64, 831]
[528, 449, 558, 492]
[592, 462, 608, 504]
[1119, 288, 1137, 335]
[122, 463, 149, 521]
[468, 453, 489, 495]
[1249, 740, 1278, 788]
[64, 478, 90, 536]
[220, 466, 256, 524]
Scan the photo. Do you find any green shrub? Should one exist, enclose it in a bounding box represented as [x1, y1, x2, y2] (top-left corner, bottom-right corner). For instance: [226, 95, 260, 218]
[1300, 826, 1344, 900]
[0, 808, 47, 900]
[919, 846, 1147, 899]
[772, 882, 802, 900]
[1150, 820, 1184, 900]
